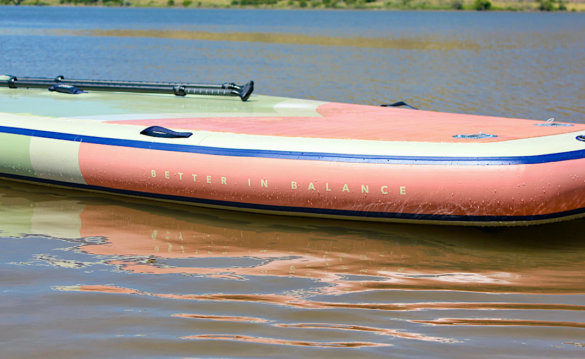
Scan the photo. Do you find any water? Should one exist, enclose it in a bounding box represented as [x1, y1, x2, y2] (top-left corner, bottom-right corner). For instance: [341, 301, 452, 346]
[1, 7, 585, 358]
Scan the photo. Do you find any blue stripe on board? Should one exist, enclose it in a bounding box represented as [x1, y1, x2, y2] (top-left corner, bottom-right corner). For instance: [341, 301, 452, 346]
[1, 172, 585, 224]
[1, 125, 585, 165]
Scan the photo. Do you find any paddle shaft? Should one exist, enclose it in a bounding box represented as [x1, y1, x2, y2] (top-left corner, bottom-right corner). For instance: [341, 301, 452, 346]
[1, 75, 254, 101]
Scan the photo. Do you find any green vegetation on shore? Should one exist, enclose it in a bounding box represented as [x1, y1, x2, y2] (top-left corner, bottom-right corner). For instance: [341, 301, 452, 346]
[1, 0, 582, 11]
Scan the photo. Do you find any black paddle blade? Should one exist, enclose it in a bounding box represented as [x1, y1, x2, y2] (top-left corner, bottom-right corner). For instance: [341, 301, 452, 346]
[238, 81, 254, 102]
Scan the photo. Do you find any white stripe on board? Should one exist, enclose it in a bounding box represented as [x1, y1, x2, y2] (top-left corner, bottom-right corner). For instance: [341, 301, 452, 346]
[30, 137, 87, 185]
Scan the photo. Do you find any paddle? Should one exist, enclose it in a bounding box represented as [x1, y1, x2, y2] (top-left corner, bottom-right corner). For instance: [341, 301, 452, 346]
[0, 75, 254, 101]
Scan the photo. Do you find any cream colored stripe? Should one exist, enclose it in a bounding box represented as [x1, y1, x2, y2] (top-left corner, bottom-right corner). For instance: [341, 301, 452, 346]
[2, 112, 585, 159]
[30, 137, 86, 185]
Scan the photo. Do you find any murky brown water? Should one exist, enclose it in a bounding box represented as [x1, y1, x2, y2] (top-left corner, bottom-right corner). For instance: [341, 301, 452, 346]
[1, 7, 585, 358]
[2, 180, 585, 358]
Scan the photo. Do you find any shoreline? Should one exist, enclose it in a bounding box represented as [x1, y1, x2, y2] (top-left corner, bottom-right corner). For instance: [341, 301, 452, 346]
[3, 1, 585, 12]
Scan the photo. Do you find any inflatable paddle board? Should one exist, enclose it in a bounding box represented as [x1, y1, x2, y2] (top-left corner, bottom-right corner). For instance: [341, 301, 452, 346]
[2, 75, 585, 226]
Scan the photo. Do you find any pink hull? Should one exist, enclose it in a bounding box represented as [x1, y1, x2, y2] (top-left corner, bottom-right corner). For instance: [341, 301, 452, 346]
[78, 143, 585, 223]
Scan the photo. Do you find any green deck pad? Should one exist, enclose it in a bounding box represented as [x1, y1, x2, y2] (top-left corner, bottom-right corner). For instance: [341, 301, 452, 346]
[0, 88, 321, 119]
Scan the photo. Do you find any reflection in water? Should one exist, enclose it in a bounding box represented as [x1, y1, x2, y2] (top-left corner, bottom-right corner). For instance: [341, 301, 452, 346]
[79, 29, 480, 51]
[2, 179, 585, 355]
[0, 27, 480, 50]
[2, 27, 581, 52]
[74, 199, 585, 295]
[3, 178, 585, 294]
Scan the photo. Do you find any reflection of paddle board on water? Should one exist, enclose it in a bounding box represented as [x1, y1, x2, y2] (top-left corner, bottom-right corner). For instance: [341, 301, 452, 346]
[2, 180, 585, 294]
[2, 75, 585, 226]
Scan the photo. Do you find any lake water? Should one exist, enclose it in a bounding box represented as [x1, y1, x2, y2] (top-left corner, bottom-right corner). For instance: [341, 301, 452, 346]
[1, 6, 585, 358]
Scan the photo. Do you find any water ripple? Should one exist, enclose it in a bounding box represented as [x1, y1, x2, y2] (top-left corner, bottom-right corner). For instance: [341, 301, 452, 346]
[181, 334, 388, 348]
[173, 313, 269, 323]
[413, 318, 585, 329]
[55, 285, 585, 313]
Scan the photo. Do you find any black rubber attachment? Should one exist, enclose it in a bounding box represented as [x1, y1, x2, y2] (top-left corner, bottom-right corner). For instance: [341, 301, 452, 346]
[48, 84, 85, 94]
[173, 85, 187, 97]
[381, 101, 418, 110]
[140, 126, 193, 139]
[8, 76, 17, 88]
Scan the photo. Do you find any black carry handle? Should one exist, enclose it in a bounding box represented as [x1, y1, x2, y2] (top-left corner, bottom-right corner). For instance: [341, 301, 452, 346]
[1, 75, 254, 102]
[381, 101, 418, 110]
[140, 126, 193, 139]
[48, 84, 86, 94]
